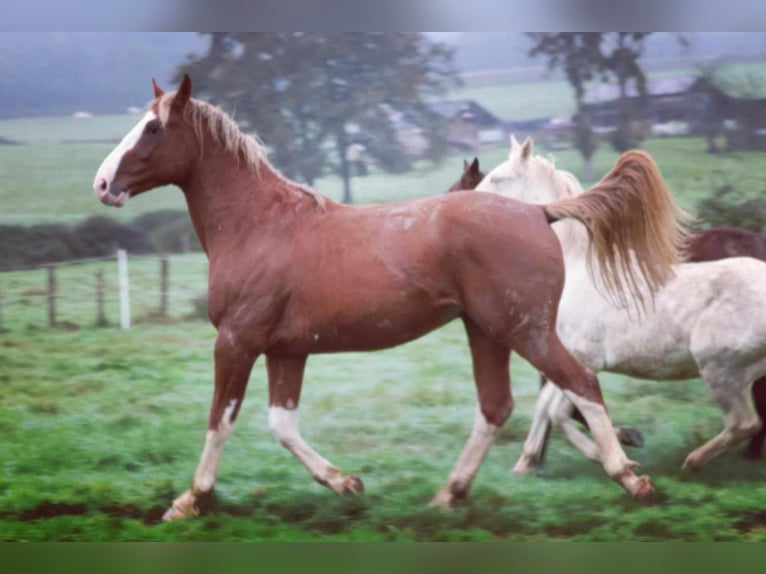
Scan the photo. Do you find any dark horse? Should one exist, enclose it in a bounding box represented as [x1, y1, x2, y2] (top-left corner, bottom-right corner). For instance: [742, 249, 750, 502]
[448, 159, 766, 460]
[94, 76, 687, 520]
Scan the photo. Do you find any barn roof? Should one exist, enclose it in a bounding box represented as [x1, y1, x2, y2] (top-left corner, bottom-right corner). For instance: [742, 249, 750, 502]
[584, 76, 699, 104]
[428, 100, 502, 126]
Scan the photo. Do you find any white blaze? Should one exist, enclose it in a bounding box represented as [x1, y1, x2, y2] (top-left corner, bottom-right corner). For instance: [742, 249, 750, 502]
[94, 111, 156, 190]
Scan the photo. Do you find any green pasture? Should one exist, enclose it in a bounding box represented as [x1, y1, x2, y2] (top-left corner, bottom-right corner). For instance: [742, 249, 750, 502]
[2, 309, 766, 541]
[2, 89, 766, 540]
[1, 106, 766, 228]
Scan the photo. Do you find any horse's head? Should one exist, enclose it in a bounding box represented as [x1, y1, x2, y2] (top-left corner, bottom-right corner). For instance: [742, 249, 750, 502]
[477, 134, 572, 205]
[93, 74, 197, 207]
[446, 157, 485, 192]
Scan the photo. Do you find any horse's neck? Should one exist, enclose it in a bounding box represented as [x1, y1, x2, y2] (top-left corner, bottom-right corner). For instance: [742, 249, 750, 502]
[181, 152, 293, 256]
[532, 165, 591, 262]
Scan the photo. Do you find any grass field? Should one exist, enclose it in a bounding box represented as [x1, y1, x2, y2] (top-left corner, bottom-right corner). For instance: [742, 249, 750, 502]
[3, 311, 766, 541]
[2, 87, 766, 540]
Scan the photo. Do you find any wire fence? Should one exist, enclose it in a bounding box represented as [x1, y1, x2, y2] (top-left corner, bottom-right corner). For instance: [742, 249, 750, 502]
[0, 251, 209, 332]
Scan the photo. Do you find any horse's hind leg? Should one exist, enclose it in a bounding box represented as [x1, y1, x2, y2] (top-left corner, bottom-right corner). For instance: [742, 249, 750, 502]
[513, 381, 560, 474]
[515, 384, 602, 474]
[744, 377, 766, 459]
[266, 355, 363, 495]
[516, 334, 654, 501]
[523, 377, 643, 472]
[431, 317, 512, 508]
[683, 361, 763, 470]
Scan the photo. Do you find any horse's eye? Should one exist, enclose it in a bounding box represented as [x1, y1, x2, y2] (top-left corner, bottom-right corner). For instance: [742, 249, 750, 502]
[145, 122, 162, 135]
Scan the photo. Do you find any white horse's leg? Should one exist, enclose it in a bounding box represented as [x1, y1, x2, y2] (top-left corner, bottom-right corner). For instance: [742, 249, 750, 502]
[684, 361, 764, 470]
[513, 382, 559, 474]
[549, 392, 602, 462]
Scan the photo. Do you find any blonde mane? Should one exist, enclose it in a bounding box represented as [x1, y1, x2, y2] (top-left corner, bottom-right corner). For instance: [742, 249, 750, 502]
[155, 93, 326, 211]
[528, 154, 582, 201]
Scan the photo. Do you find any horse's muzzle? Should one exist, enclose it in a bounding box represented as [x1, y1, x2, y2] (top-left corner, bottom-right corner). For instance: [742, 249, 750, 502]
[93, 177, 129, 207]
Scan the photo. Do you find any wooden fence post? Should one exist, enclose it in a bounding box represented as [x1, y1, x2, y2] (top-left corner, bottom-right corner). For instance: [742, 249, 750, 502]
[117, 249, 130, 330]
[47, 265, 56, 327]
[96, 269, 107, 326]
[160, 256, 169, 317]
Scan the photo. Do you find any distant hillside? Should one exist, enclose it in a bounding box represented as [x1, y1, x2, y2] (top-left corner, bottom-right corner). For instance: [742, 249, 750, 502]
[451, 32, 766, 76]
[0, 33, 206, 119]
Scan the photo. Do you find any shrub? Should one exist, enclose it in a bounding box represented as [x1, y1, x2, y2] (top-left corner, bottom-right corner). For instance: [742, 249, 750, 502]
[696, 183, 766, 233]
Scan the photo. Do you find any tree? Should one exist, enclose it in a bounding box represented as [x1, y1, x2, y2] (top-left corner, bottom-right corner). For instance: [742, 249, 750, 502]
[527, 33, 604, 179]
[176, 33, 458, 203]
[601, 33, 651, 152]
[528, 33, 677, 174]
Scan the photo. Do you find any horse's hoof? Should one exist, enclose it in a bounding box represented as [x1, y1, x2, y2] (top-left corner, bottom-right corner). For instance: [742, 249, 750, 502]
[161, 490, 200, 521]
[682, 454, 704, 472]
[162, 503, 199, 521]
[512, 459, 537, 475]
[743, 447, 763, 460]
[631, 475, 654, 504]
[616, 426, 644, 448]
[429, 490, 453, 510]
[342, 476, 364, 496]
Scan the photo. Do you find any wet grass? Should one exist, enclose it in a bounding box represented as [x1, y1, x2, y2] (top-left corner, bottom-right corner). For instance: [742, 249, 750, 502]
[2, 320, 766, 541]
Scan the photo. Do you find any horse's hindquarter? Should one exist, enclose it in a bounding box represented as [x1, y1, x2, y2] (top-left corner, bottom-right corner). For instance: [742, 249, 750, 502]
[559, 257, 766, 379]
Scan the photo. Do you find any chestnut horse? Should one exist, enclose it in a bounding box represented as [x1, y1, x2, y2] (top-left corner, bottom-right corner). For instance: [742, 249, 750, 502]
[93, 76, 687, 520]
[447, 162, 766, 459]
[475, 136, 766, 475]
[446, 158, 645, 451]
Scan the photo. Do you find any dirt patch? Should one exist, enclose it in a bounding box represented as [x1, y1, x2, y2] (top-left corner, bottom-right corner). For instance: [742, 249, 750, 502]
[18, 501, 88, 520]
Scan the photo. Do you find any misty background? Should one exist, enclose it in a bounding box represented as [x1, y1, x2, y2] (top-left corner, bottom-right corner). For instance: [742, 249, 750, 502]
[2, 32, 766, 118]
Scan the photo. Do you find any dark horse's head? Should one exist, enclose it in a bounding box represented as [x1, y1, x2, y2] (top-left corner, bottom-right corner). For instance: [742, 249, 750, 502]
[446, 157, 485, 193]
[93, 75, 197, 207]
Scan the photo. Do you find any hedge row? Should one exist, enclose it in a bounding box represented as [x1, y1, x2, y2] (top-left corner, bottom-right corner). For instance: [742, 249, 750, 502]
[0, 210, 201, 269]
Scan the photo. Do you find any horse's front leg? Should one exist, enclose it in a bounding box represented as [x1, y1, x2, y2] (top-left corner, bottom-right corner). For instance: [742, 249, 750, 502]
[163, 330, 258, 521]
[266, 354, 363, 495]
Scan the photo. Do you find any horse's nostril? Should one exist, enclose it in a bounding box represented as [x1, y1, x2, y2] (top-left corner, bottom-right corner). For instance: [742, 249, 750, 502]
[97, 178, 108, 192]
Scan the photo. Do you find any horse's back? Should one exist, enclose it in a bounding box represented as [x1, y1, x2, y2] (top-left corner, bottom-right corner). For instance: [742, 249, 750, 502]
[438, 191, 562, 274]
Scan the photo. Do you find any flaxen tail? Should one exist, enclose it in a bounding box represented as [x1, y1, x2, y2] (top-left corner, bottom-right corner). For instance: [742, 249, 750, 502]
[543, 150, 691, 309]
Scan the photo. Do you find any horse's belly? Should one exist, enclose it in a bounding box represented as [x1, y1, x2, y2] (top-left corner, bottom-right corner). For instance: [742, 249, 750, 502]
[598, 323, 700, 380]
[557, 296, 701, 380]
[268, 302, 462, 354]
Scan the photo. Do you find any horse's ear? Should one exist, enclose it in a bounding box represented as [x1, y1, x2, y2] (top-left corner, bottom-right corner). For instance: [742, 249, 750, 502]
[171, 73, 192, 115]
[152, 78, 165, 99]
[470, 157, 480, 174]
[509, 133, 520, 157]
[463, 158, 469, 171]
[521, 137, 533, 161]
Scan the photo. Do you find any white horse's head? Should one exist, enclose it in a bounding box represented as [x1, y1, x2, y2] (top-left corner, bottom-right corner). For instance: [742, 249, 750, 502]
[477, 134, 579, 204]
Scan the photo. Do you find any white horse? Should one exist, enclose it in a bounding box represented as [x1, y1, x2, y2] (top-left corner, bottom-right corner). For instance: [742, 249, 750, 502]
[478, 136, 766, 472]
